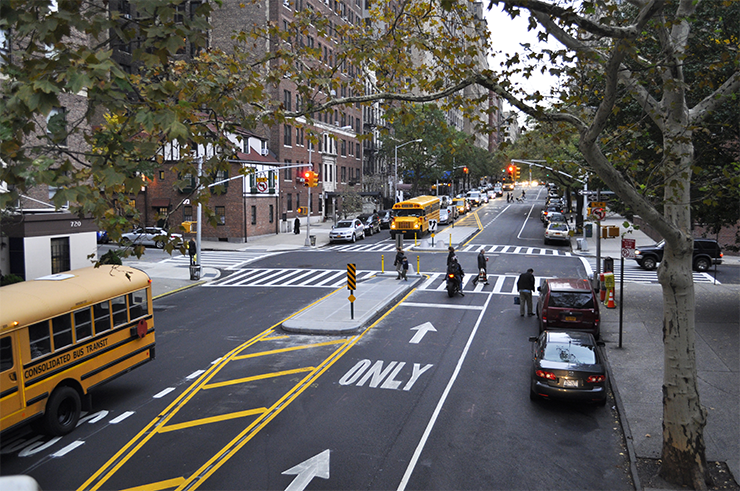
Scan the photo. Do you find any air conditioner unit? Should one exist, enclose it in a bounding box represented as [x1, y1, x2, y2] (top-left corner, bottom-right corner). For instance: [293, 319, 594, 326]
[260, 148, 269, 156]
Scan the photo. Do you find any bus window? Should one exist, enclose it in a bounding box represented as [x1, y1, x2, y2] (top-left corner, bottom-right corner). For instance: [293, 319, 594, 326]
[111, 296, 128, 326]
[52, 314, 73, 350]
[0, 336, 12, 371]
[74, 307, 93, 342]
[128, 289, 148, 320]
[94, 301, 111, 334]
[29, 321, 52, 359]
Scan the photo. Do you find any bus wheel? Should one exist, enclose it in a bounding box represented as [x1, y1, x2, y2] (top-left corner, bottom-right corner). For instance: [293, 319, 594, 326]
[44, 386, 81, 436]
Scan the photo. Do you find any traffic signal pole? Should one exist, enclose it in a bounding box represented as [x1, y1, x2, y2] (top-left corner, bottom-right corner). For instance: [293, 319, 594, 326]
[305, 147, 313, 247]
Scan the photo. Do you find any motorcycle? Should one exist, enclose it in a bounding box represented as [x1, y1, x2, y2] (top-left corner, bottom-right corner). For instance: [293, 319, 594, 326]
[446, 271, 464, 297]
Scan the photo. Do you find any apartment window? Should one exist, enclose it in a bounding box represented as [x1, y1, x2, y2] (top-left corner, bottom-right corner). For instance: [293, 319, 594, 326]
[284, 162, 292, 181]
[341, 139, 346, 156]
[287, 193, 293, 211]
[251, 205, 257, 225]
[284, 90, 292, 111]
[341, 166, 346, 183]
[184, 205, 193, 222]
[50, 237, 70, 274]
[269, 204, 274, 223]
[215, 206, 225, 225]
[284, 125, 292, 146]
[159, 170, 165, 180]
[47, 107, 67, 146]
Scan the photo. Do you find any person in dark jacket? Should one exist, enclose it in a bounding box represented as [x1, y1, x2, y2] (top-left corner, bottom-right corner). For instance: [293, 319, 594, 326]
[517, 268, 535, 316]
[447, 257, 464, 296]
[447, 246, 456, 266]
[394, 247, 404, 280]
[294, 217, 300, 234]
[472, 248, 489, 286]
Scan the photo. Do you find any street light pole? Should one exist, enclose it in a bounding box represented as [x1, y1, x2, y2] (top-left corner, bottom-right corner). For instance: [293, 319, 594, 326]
[394, 138, 422, 203]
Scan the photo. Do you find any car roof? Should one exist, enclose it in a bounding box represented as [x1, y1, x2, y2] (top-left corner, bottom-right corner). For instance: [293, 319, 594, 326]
[545, 278, 592, 292]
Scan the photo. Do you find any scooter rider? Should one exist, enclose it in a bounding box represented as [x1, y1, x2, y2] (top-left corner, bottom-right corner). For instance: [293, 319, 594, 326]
[447, 256, 465, 296]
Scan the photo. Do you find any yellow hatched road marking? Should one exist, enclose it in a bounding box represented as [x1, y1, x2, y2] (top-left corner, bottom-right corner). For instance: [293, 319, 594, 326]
[119, 477, 185, 491]
[203, 367, 315, 389]
[79, 286, 415, 491]
[159, 408, 267, 433]
[232, 339, 348, 360]
[261, 335, 290, 341]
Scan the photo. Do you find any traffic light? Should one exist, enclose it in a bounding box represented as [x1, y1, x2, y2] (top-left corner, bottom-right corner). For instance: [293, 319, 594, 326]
[515, 166, 521, 180]
[463, 166, 469, 174]
[306, 171, 318, 187]
[507, 165, 514, 176]
[303, 171, 311, 187]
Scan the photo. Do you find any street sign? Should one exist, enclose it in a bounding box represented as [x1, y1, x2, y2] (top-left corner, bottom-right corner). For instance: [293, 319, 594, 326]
[347, 263, 356, 290]
[590, 201, 607, 209]
[621, 238, 636, 259]
[592, 208, 606, 221]
[256, 181, 268, 192]
[429, 219, 438, 232]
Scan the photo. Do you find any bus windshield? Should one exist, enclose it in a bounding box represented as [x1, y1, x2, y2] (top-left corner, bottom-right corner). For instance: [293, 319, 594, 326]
[395, 209, 422, 217]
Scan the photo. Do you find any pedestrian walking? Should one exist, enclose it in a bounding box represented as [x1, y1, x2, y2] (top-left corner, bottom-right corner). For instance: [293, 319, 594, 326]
[293, 217, 300, 234]
[401, 254, 409, 281]
[472, 248, 489, 286]
[521, 190, 526, 200]
[394, 247, 404, 280]
[517, 268, 535, 316]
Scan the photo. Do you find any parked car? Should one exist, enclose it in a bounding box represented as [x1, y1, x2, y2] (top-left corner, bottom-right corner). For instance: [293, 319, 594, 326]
[544, 222, 570, 245]
[633, 238, 723, 272]
[540, 205, 561, 223]
[529, 330, 608, 405]
[329, 219, 365, 243]
[439, 206, 450, 225]
[536, 278, 600, 338]
[493, 183, 503, 197]
[379, 210, 394, 229]
[120, 227, 182, 249]
[357, 213, 381, 235]
[544, 211, 567, 227]
[480, 192, 489, 204]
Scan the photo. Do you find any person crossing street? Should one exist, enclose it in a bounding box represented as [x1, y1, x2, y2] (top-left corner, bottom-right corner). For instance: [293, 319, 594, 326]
[517, 268, 535, 316]
[472, 248, 489, 286]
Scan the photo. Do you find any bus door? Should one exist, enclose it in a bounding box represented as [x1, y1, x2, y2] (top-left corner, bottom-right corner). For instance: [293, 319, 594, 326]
[0, 334, 23, 424]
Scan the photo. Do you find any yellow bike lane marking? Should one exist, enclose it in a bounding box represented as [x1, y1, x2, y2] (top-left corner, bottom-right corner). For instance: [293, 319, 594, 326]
[79, 288, 417, 491]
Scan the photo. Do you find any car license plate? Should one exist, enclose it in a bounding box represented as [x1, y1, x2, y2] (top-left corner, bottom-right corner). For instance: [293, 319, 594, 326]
[563, 379, 579, 388]
[564, 316, 577, 322]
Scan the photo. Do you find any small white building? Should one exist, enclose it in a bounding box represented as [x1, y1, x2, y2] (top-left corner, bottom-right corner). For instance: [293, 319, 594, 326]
[1, 210, 98, 281]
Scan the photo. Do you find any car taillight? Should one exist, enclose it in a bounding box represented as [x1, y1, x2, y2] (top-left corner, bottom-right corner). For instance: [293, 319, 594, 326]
[535, 370, 556, 381]
[587, 375, 606, 383]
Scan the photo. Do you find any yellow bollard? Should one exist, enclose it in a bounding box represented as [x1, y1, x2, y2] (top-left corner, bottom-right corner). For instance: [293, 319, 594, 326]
[417, 255, 420, 275]
[414, 233, 418, 246]
[449, 232, 452, 247]
[381, 254, 384, 273]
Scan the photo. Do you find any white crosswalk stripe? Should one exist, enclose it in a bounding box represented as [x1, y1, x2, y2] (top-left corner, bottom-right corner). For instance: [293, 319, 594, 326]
[585, 259, 721, 284]
[206, 268, 379, 288]
[461, 244, 572, 257]
[418, 273, 543, 295]
[328, 242, 399, 253]
[159, 251, 280, 270]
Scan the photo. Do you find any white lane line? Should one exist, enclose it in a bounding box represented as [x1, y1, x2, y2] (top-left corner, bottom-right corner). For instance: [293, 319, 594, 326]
[398, 302, 484, 311]
[52, 440, 85, 457]
[109, 411, 135, 424]
[186, 370, 205, 380]
[153, 387, 176, 399]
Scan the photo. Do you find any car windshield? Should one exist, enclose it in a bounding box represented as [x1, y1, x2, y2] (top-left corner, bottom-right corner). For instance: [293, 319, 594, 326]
[395, 209, 421, 217]
[543, 341, 596, 365]
[336, 221, 353, 228]
[548, 292, 594, 309]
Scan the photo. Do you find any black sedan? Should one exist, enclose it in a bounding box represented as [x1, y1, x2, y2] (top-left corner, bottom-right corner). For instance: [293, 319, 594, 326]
[529, 331, 607, 406]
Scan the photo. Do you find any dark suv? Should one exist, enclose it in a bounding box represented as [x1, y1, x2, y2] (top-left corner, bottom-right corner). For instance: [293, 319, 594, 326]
[633, 239, 723, 272]
[536, 278, 600, 338]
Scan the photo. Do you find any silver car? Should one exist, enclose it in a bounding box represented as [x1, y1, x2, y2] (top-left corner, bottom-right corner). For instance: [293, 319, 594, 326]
[120, 227, 183, 249]
[329, 219, 365, 243]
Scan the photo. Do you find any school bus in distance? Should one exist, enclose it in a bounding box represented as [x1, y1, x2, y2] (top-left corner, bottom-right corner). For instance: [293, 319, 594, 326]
[390, 195, 441, 238]
[0, 265, 155, 436]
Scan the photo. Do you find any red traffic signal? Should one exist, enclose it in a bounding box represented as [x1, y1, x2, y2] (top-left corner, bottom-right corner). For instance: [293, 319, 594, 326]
[463, 166, 469, 174]
[507, 165, 514, 175]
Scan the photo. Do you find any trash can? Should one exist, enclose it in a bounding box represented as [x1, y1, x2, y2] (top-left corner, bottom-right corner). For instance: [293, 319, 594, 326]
[585, 223, 593, 237]
[189, 265, 201, 281]
[309, 235, 316, 246]
[603, 256, 614, 273]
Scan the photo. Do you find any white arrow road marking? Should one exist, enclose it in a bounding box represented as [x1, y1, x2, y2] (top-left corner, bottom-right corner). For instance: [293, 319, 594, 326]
[282, 449, 330, 491]
[52, 440, 85, 457]
[409, 322, 437, 344]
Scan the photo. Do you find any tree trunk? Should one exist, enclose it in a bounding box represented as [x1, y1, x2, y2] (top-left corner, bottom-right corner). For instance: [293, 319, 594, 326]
[657, 134, 712, 490]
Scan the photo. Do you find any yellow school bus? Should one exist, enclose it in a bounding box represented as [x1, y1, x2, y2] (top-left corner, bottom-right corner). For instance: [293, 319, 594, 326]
[390, 195, 441, 238]
[0, 265, 155, 436]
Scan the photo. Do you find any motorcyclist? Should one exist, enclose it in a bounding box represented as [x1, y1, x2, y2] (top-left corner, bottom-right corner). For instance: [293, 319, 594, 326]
[446, 257, 465, 296]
